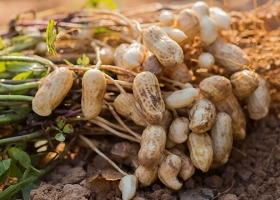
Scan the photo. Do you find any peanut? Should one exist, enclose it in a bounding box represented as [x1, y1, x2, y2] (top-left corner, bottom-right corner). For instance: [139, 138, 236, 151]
[187, 132, 213, 172]
[81, 69, 106, 120]
[160, 26, 188, 45]
[158, 10, 175, 26]
[119, 175, 138, 200]
[189, 98, 216, 133]
[245, 77, 271, 120]
[138, 125, 166, 169]
[210, 7, 231, 30]
[114, 93, 147, 126]
[164, 63, 193, 84]
[230, 70, 259, 99]
[32, 67, 73, 116]
[142, 25, 184, 69]
[142, 53, 164, 77]
[123, 43, 147, 70]
[133, 71, 165, 124]
[135, 165, 158, 186]
[168, 117, 190, 144]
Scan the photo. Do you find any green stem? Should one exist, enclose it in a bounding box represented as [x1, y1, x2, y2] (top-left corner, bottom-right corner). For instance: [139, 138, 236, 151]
[0, 82, 39, 93]
[0, 95, 34, 101]
[0, 113, 29, 124]
[0, 55, 57, 70]
[0, 131, 43, 146]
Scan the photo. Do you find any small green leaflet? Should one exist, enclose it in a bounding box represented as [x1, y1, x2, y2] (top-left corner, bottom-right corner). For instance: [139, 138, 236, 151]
[46, 19, 57, 55]
[86, 0, 117, 9]
[0, 36, 4, 49]
[12, 71, 33, 80]
[77, 54, 90, 65]
[55, 133, 65, 142]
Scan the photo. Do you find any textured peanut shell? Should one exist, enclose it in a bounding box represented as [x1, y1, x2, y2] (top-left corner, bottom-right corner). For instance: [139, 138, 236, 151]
[189, 98, 216, 134]
[158, 154, 182, 190]
[82, 69, 106, 120]
[135, 165, 158, 186]
[230, 70, 259, 99]
[138, 126, 166, 169]
[245, 77, 270, 120]
[143, 25, 184, 69]
[199, 75, 232, 102]
[114, 93, 147, 126]
[164, 63, 193, 84]
[32, 67, 73, 116]
[211, 112, 233, 166]
[206, 37, 250, 72]
[187, 132, 213, 172]
[133, 71, 165, 124]
[168, 117, 190, 144]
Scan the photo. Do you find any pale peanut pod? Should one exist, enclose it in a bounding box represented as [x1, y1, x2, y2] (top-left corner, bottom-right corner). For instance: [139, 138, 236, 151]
[158, 10, 175, 26]
[187, 132, 213, 172]
[164, 63, 193, 84]
[114, 93, 147, 126]
[230, 70, 260, 99]
[245, 77, 271, 120]
[119, 175, 138, 200]
[199, 75, 232, 102]
[215, 93, 246, 140]
[209, 7, 231, 30]
[160, 26, 188, 46]
[164, 87, 199, 109]
[170, 148, 195, 181]
[175, 9, 200, 43]
[142, 25, 184, 69]
[133, 71, 165, 124]
[142, 53, 164, 77]
[123, 43, 147, 70]
[199, 16, 218, 46]
[135, 165, 158, 186]
[114, 43, 129, 67]
[210, 112, 233, 166]
[206, 37, 250, 72]
[198, 52, 215, 70]
[158, 154, 182, 190]
[168, 117, 190, 144]
[189, 98, 216, 134]
[82, 69, 106, 120]
[32, 67, 73, 116]
[191, 1, 210, 17]
[99, 46, 114, 65]
[138, 125, 166, 169]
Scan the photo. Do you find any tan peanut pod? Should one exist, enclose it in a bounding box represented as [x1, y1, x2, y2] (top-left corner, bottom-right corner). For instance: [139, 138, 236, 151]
[119, 175, 138, 200]
[230, 70, 260, 99]
[142, 53, 164, 77]
[170, 148, 195, 181]
[165, 137, 177, 149]
[168, 117, 190, 144]
[32, 67, 73, 116]
[199, 75, 232, 102]
[159, 110, 173, 132]
[158, 154, 182, 190]
[133, 71, 165, 124]
[123, 43, 147, 70]
[187, 132, 213, 172]
[135, 165, 158, 186]
[164, 87, 199, 109]
[189, 98, 216, 134]
[245, 77, 271, 120]
[210, 112, 233, 166]
[114, 93, 147, 126]
[138, 126, 166, 169]
[82, 69, 106, 120]
[206, 37, 250, 72]
[99, 46, 114, 65]
[175, 9, 200, 43]
[165, 63, 193, 84]
[158, 10, 175, 26]
[142, 25, 184, 69]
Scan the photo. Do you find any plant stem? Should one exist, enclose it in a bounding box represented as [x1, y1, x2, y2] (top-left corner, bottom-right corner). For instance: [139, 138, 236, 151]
[0, 82, 39, 93]
[0, 131, 43, 146]
[0, 95, 34, 101]
[0, 113, 29, 124]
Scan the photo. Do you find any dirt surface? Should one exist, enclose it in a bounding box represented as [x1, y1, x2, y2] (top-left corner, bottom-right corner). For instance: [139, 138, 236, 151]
[29, 109, 280, 199]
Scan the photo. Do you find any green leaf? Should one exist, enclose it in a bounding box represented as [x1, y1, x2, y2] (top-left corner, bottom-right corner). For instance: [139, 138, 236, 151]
[9, 163, 22, 178]
[46, 19, 57, 55]
[63, 124, 74, 134]
[18, 151, 31, 169]
[77, 54, 90, 66]
[0, 36, 3, 49]
[55, 133, 65, 142]
[8, 147, 21, 161]
[0, 159, 11, 181]
[94, 27, 110, 34]
[56, 116, 66, 129]
[22, 179, 41, 200]
[86, 0, 117, 9]
[0, 62, 5, 73]
[12, 71, 33, 80]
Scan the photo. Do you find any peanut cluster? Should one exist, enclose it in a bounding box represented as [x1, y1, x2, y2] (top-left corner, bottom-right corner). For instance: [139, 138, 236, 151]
[31, 1, 271, 199]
